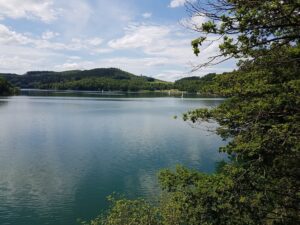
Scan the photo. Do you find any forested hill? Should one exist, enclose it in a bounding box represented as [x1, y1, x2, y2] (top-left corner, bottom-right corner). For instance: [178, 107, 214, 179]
[174, 73, 217, 93]
[0, 68, 219, 93]
[0, 68, 173, 92]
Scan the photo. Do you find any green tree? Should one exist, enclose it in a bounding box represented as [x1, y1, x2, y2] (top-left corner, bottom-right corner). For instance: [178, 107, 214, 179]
[0, 77, 18, 95]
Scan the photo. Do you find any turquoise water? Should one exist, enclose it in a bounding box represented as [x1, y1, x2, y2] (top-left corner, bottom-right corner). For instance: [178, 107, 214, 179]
[0, 91, 225, 225]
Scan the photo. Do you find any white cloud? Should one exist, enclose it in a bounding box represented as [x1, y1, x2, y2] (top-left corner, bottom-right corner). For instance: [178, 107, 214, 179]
[92, 48, 114, 54]
[0, 0, 57, 22]
[86, 38, 103, 46]
[0, 55, 33, 72]
[42, 31, 59, 40]
[155, 70, 189, 81]
[34, 38, 106, 51]
[108, 24, 170, 49]
[0, 44, 63, 73]
[106, 23, 236, 81]
[169, 0, 195, 8]
[0, 24, 31, 45]
[57, 0, 93, 36]
[68, 56, 81, 60]
[108, 23, 198, 65]
[54, 62, 83, 71]
[55, 0, 135, 38]
[142, 12, 152, 19]
[180, 14, 209, 30]
[0, 24, 106, 52]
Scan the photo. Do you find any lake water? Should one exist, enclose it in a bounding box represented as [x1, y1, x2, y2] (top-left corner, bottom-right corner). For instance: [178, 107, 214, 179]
[0, 91, 225, 225]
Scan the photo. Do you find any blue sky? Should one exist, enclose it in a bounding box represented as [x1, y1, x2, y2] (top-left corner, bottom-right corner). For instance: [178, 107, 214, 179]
[0, 0, 235, 81]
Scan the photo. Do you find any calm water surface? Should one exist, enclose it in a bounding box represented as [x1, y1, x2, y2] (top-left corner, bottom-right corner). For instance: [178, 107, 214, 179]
[0, 91, 225, 225]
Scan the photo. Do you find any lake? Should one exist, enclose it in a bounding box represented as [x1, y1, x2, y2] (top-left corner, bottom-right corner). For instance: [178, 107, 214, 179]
[0, 91, 225, 225]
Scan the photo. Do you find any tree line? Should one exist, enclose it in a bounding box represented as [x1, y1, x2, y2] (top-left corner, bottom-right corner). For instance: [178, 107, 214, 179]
[0, 68, 219, 93]
[0, 77, 19, 96]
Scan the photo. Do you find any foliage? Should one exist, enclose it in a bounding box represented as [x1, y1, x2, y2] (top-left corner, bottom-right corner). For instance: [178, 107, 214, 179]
[0, 68, 173, 92]
[174, 73, 217, 93]
[81, 197, 161, 225]
[182, 46, 300, 224]
[0, 77, 18, 95]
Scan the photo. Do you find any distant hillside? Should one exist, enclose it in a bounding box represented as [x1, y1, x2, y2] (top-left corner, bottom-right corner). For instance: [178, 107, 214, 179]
[174, 73, 217, 93]
[0, 68, 172, 92]
[0, 69, 221, 93]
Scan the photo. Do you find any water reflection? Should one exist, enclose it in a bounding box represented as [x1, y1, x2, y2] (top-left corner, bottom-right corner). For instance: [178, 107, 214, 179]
[0, 94, 226, 225]
[0, 98, 9, 107]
